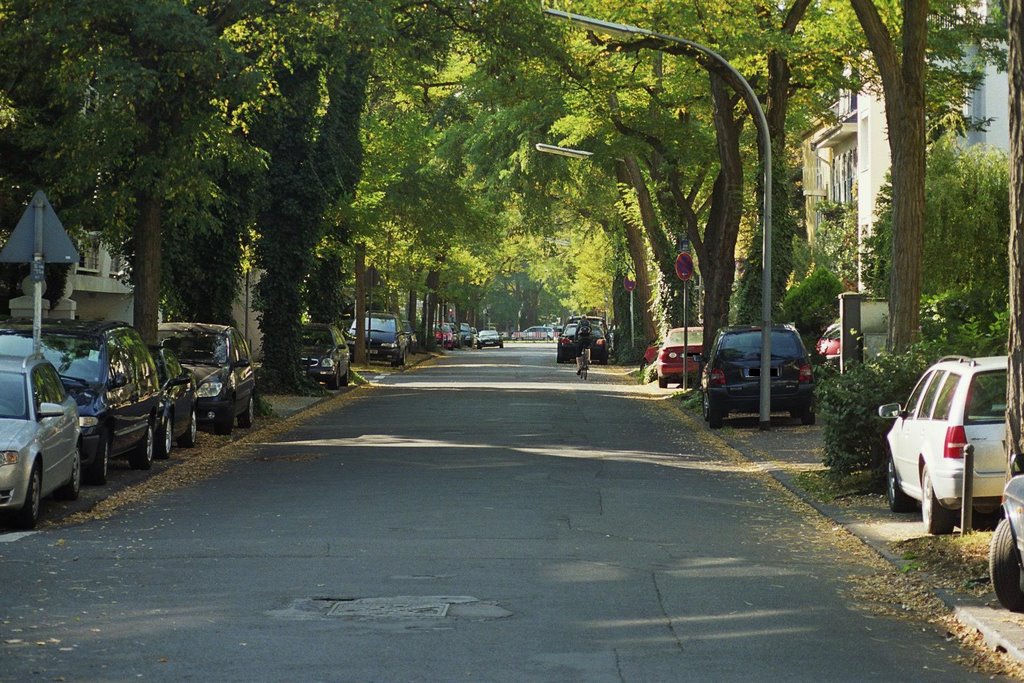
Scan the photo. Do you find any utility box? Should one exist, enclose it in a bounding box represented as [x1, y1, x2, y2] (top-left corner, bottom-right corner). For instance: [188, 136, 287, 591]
[838, 293, 889, 373]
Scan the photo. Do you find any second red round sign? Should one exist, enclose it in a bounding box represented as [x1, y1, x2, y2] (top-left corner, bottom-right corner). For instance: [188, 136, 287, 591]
[674, 252, 694, 281]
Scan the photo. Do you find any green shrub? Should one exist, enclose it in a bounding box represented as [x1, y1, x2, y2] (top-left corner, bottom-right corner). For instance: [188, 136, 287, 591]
[781, 268, 844, 342]
[818, 345, 938, 479]
[920, 289, 1008, 356]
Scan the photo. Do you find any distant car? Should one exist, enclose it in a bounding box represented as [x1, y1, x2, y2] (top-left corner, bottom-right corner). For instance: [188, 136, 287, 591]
[434, 323, 455, 350]
[878, 355, 1007, 534]
[817, 322, 841, 361]
[457, 323, 475, 348]
[700, 325, 815, 429]
[159, 323, 256, 436]
[556, 323, 609, 365]
[0, 319, 163, 483]
[519, 326, 554, 341]
[0, 355, 80, 529]
[150, 346, 198, 458]
[402, 320, 420, 353]
[476, 329, 503, 349]
[300, 323, 350, 389]
[655, 327, 703, 389]
[348, 313, 409, 366]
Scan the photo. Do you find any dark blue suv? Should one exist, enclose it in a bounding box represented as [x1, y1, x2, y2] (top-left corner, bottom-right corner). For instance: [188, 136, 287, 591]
[0, 320, 162, 484]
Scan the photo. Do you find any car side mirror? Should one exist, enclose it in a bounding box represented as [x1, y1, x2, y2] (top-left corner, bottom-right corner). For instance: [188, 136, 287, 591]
[877, 403, 903, 419]
[167, 371, 191, 388]
[109, 372, 128, 389]
[37, 401, 64, 419]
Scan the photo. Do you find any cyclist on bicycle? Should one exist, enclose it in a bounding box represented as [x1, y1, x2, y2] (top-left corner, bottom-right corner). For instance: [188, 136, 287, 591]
[575, 319, 593, 375]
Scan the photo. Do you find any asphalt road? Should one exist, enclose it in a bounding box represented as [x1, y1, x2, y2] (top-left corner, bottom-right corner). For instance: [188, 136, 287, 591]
[0, 344, 1005, 681]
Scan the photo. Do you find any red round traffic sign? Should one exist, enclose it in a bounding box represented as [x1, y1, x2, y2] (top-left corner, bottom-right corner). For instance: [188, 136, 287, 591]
[623, 276, 636, 292]
[674, 252, 694, 281]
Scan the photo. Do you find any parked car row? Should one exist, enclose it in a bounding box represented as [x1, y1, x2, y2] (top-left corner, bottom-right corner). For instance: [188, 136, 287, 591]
[0, 318, 258, 530]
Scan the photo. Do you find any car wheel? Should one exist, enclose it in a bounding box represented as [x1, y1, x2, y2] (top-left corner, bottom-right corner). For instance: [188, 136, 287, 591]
[658, 376, 668, 389]
[340, 368, 349, 387]
[155, 412, 173, 460]
[54, 445, 81, 501]
[129, 420, 154, 470]
[177, 407, 198, 448]
[86, 431, 110, 485]
[238, 394, 254, 428]
[991, 518, 1024, 612]
[13, 463, 41, 530]
[703, 392, 724, 429]
[886, 453, 915, 513]
[921, 465, 956, 534]
[327, 369, 339, 390]
[800, 404, 816, 426]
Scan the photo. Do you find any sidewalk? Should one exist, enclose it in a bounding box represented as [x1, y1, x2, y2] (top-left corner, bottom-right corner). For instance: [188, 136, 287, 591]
[697, 409, 1024, 668]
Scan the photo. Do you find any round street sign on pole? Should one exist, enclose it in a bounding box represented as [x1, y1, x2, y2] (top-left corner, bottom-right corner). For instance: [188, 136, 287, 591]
[674, 252, 694, 281]
[623, 276, 636, 292]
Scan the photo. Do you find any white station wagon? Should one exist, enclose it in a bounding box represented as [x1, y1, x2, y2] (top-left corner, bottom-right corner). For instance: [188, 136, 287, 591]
[879, 355, 1007, 534]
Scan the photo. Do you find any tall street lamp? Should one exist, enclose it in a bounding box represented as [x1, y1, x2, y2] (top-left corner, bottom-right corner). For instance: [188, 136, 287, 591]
[542, 8, 774, 430]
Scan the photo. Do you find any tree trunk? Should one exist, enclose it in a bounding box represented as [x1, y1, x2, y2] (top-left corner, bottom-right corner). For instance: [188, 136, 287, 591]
[850, 0, 928, 351]
[1007, 0, 1024, 469]
[614, 161, 657, 342]
[354, 242, 367, 364]
[132, 193, 162, 345]
[697, 75, 746, 353]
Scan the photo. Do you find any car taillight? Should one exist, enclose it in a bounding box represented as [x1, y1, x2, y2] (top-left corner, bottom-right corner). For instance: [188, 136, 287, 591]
[944, 425, 968, 459]
[709, 368, 725, 386]
[560, 337, 571, 345]
[596, 338, 605, 346]
[799, 363, 813, 383]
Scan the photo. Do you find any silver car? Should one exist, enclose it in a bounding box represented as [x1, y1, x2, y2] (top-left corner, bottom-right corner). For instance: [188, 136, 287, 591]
[0, 355, 81, 529]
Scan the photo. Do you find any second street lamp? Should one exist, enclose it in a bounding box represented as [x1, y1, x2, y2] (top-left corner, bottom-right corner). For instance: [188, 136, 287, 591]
[542, 7, 774, 430]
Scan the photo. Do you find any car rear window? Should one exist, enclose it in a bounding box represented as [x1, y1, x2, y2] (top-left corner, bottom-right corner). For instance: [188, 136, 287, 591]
[718, 331, 803, 361]
[965, 370, 1007, 424]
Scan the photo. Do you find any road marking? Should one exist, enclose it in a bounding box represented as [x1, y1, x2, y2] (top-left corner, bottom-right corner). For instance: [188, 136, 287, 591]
[0, 531, 37, 543]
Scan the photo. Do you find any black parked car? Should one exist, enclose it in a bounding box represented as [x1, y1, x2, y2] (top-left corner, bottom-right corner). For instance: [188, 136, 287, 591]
[556, 322, 609, 365]
[0, 320, 163, 484]
[699, 324, 815, 429]
[158, 323, 256, 436]
[150, 345, 198, 457]
[301, 323, 350, 389]
[347, 313, 409, 367]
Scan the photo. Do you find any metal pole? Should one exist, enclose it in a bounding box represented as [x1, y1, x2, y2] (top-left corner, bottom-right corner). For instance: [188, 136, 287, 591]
[629, 289, 635, 348]
[32, 195, 44, 356]
[961, 444, 975, 534]
[682, 284, 688, 391]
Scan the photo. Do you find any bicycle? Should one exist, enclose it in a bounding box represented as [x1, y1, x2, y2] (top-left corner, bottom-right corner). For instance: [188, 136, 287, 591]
[576, 347, 591, 380]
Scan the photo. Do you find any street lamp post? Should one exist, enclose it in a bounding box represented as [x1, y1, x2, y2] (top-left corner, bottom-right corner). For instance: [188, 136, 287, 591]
[542, 8, 773, 430]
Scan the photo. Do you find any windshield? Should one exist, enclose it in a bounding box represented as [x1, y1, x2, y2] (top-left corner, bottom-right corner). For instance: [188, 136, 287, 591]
[161, 332, 228, 365]
[301, 329, 333, 347]
[0, 370, 27, 419]
[350, 317, 396, 333]
[0, 333, 103, 383]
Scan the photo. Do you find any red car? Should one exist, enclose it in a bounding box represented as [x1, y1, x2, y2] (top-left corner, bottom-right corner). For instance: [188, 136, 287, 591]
[434, 323, 456, 350]
[655, 327, 703, 389]
[817, 322, 840, 361]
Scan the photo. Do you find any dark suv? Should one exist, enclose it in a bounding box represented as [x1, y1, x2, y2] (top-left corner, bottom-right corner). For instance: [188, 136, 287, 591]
[0, 320, 162, 483]
[348, 313, 409, 367]
[158, 323, 256, 435]
[700, 324, 814, 429]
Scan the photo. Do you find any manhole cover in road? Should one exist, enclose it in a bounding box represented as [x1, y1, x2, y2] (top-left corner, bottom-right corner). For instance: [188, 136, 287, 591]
[269, 596, 511, 622]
